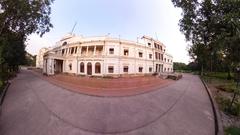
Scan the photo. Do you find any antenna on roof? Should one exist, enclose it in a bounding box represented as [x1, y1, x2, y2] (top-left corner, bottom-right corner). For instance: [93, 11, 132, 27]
[70, 22, 77, 35]
[155, 32, 159, 40]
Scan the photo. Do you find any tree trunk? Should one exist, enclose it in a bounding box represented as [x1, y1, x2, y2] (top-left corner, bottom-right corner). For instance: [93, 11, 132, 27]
[227, 66, 232, 80]
[201, 64, 204, 76]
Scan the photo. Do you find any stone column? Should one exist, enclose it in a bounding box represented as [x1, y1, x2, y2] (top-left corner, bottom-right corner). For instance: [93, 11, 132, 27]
[94, 46, 96, 56]
[86, 46, 89, 56]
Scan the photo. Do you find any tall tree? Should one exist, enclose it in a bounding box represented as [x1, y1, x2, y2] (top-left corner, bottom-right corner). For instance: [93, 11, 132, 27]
[172, 0, 240, 75]
[0, 0, 54, 81]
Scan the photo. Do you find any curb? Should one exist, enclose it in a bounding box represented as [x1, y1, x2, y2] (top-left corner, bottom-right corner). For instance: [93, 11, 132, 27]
[200, 77, 224, 135]
[0, 82, 10, 105]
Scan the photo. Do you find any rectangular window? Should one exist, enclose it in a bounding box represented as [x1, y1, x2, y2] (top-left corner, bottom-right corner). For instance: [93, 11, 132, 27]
[155, 52, 158, 59]
[62, 49, 65, 55]
[139, 67, 143, 73]
[109, 48, 114, 54]
[124, 49, 129, 56]
[149, 54, 152, 59]
[149, 67, 152, 72]
[123, 66, 128, 73]
[71, 47, 74, 54]
[75, 47, 78, 53]
[108, 66, 114, 73]
[139, 52, 143, 57]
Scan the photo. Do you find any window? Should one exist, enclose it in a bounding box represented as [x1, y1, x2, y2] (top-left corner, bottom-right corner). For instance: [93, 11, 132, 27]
[149, 67, 152, 72]
[164, 58, 166, 62]
[155, 52, 158, 59]
[139, 67, 143, 72]
[75, 47, 78, 53]
[108, 66, 114, 73]
[62, 42, 67, 46]
[149, 54, 152, 59]
[148, 43, 151, 47]
[124, 49, 129, 56]
[69, 63, 72, 70]
[62, 49, 65, 55]
[139, 52, 143, 57]
[123, 66, 128, 73]
[109, 48, 114, 54]
[95, 62, 101, 73]
[71, 47, 74, 54]
[80, 62, 84, 73]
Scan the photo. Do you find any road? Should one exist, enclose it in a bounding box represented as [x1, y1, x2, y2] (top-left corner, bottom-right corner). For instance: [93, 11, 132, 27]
[0, 70, 214, 135]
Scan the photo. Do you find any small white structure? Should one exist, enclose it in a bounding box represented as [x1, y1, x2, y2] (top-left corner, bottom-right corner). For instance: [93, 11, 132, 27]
[42, 34, 173, 76]
[36, 47, 49, 69]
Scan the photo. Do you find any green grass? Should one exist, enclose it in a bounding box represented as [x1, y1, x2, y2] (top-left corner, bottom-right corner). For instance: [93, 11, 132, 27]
[204, 72, 233, 80]
[225, 126, 240, 135]
[216, 82, 239, 93]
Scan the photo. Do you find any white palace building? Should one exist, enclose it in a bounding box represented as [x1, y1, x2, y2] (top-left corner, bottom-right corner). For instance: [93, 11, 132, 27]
[39, 34, 173, 77]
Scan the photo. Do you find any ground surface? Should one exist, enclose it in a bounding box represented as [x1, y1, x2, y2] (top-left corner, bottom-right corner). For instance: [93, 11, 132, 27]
[0, 70, 215, 135]
[35, 72, 173, 97]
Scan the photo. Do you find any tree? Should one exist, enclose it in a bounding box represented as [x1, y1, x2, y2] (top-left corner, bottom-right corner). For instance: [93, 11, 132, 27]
[0, 0, 54, 82]
[0, 0, 54, 36]
[172, 0, 240, 76]
[173, 62, 188, 71]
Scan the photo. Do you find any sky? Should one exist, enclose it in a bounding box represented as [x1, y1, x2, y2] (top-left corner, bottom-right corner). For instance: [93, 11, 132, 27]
[26, 0, 190, 64]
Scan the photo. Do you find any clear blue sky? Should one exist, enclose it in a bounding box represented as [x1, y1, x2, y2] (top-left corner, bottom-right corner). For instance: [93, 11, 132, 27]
[26, 0, 190, 63]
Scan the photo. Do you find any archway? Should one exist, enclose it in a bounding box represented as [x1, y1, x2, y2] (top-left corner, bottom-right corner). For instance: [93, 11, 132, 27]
[95, 62, 101, 74]
[87, 62, 92, 75]
[80, 62, 84, 73]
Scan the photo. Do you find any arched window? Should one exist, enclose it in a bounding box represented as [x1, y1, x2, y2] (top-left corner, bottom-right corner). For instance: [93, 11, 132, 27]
[95, 62, 101, 74]
[80, 62, 84, 73]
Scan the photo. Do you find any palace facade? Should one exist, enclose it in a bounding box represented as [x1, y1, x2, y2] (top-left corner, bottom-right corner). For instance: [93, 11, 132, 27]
[41, 34, 173, 77]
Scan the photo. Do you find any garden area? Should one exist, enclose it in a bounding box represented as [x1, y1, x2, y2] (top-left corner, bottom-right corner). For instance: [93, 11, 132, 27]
[202, 72, 240, 135]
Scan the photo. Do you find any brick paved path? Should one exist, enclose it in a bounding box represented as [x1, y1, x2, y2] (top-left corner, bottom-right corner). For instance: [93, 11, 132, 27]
[33, 72, 173, 97]
[0, 70, 215, 135]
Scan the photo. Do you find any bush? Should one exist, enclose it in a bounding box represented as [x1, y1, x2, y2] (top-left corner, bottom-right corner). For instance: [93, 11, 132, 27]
[216, 96, 240, 116]
[224, 126, 240, 135]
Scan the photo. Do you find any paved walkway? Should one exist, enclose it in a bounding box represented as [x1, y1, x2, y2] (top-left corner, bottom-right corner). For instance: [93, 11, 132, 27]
[0, 70, 215, 135]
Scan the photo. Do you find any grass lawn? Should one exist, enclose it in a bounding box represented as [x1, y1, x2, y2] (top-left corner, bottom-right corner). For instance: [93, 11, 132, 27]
[204, 72, 234, 80]
[225, 126, 240, 135]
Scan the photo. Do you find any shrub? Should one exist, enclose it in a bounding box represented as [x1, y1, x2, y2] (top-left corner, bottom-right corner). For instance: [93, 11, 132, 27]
[216, 96, 240, 116]
[224, 126, 240, 135]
